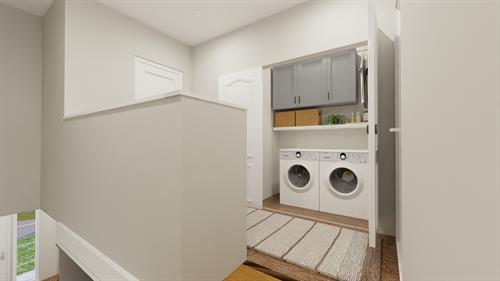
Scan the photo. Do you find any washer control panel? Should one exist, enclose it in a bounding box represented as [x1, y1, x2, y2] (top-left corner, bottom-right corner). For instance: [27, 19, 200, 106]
[320, 152, 368, 163]
[280, 150, 318, 161]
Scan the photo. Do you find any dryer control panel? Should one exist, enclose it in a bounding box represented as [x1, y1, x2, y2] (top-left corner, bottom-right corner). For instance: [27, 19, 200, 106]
[320, 152, 368, 163]
[280, 150, 319, 161]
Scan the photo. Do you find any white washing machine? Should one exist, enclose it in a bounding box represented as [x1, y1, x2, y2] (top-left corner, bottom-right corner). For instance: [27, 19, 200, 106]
[319, 150, 369, 219]
[280, 149, 319, 210]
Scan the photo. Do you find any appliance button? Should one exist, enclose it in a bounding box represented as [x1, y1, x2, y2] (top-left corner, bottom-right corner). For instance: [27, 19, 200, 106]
[340, 153, 347, 160]
[296, 151, 302, 158]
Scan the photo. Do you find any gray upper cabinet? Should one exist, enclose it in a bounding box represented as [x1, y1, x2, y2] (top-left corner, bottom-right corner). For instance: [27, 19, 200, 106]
[272, 48, 358, 110]
[272, 64, 297, 110]
[297, 57, 328, 108]
[328, 49, 358, 105]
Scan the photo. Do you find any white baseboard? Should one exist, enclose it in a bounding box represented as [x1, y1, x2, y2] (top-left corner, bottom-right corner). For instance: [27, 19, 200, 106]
[396, 240, 403, 281]
[56, 223, 139, 281]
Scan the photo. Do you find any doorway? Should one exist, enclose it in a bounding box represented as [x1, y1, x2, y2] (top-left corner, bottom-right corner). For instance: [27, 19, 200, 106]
[218, 67, 265, 208]
[16, 210, 37, 281]
[0, 210, 38, 281]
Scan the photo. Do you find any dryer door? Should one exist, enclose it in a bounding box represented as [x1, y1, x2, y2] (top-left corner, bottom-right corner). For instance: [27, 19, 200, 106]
[287, 164, 312, 191]
[329, 167, 361, 197]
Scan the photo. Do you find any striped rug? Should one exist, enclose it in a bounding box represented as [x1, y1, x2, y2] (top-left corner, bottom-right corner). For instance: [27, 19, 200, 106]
[246, 208, 368, 281]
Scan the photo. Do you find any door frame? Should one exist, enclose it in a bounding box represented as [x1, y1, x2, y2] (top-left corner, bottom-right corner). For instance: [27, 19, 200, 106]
[218, 67, 264, 209]
[367, 4, 379, 248]
[0, 214, 16, 281]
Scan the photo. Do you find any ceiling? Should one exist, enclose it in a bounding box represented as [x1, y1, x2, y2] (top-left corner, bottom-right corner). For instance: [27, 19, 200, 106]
[98, 0, 306, 46]
[0, 0, 54, 16]
[1, 0, 305, 46]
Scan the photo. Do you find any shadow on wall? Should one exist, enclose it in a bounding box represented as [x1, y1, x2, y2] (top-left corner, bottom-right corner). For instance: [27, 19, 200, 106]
[58, 251, 92, 281]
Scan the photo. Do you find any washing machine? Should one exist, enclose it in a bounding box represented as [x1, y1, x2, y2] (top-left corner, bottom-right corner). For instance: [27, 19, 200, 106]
[319, 150, 369, 219]
[280, 149, 319, 210]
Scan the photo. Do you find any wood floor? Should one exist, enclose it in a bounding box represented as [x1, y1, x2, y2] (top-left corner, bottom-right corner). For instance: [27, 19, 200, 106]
[43, 276, 58, 281]
[263, 194, 368, 232]
[225, 265, 281, 281]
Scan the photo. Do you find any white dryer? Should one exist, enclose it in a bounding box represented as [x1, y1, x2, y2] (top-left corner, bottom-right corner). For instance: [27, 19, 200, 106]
[319, 150, 369, 219]
[280, 149, 319, 210]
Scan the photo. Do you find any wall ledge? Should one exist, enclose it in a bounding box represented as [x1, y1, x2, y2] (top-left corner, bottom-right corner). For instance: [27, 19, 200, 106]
[62, 90, 246, 120]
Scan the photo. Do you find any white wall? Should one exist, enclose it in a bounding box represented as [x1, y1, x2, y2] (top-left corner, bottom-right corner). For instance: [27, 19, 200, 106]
[192, 0, 398, 236]
[64, 0, 192, 116]
[192, 0, 371, 203]
[0, 3, 41, 217]
[400, 1, 499, 279]
[498, 2, 500, 276]
[192, 0, 370, 98]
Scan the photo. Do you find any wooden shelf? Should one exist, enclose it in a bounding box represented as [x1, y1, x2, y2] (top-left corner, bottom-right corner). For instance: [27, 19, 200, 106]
[273, 122, 368, 131]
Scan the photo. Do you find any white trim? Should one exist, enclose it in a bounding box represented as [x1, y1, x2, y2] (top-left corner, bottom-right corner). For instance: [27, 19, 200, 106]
[63, 90, 246, 119]
[182, 91, 247, 111]
[273, 123, 368, 131]
[0, 214, 16, 281]
[56, 223, 139, 281]
[263, 40, 368, 69]
[396, 240, 403, 281]
[226, 78, 254, 87]
[35, 210, 40, 281]
[12, 214, 17, 281]
[367, 4, 378, 248]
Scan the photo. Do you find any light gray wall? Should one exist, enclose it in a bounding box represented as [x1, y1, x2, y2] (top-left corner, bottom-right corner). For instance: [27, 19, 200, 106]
[42, 1, 183, 280]
[0, 3, 41, 217]
[58, 251, 93, 281]
[64, 0, 192, 116]
[400, 1, 499, 279]
[498, 0, 500, 276]
[42, 1, 246, 280]
[180, 98, 247, 280]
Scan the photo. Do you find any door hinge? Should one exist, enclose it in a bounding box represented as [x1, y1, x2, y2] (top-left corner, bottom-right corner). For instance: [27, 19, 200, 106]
[366, 124, 378, 135]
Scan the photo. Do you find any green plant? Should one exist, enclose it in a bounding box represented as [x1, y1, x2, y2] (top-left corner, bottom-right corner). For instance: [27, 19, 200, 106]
[17, 235, 35, 275]
[325, 114, 346, 125]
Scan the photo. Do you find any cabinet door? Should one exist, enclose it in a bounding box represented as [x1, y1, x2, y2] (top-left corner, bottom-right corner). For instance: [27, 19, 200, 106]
[272, 64, 297, 110]
[329, 49, 357, 105]
[297, 57, 328, 108]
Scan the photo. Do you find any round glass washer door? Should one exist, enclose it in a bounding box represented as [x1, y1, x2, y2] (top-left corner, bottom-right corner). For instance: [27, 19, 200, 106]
[287, 164, 311, 191]
[329, 167, 360, 197]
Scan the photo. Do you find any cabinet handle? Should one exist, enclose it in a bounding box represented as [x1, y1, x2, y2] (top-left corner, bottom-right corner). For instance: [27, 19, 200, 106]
[328, 92, 330, 100]
[294, 97, 296, 104]
[298, 96, 301, 103]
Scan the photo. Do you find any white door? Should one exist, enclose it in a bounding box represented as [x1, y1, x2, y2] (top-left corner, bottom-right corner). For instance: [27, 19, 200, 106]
[219, 67, 264, 208]
[0, 214, 15, 281]
[367, 7, 379, 248]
